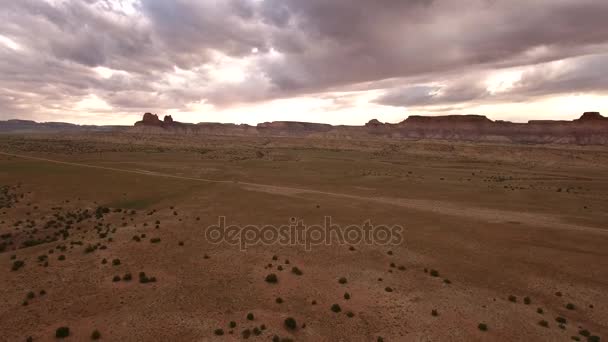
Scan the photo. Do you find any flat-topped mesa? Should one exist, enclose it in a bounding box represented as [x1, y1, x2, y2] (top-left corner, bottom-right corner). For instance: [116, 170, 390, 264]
[257, 121, 333, 132]
[403, 114, 493, 124]
[163, 115, 174, 123]
[576, 112, 607, 122]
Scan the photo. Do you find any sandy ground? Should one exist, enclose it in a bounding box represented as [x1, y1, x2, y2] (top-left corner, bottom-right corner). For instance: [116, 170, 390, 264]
[0, 133, 606, 341]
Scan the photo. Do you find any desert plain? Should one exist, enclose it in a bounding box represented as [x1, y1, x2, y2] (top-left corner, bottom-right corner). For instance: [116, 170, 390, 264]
[0, 132, 607, 341]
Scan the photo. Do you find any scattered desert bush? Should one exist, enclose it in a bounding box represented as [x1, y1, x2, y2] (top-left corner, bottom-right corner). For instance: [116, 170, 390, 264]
[242, 329, 251, 339]
[91, 330, 101, 340]
[265, 273, 278, 283]
[331, 304, 342, 313]
[538, 320, 549, 328]
[284, 317, 297, 330]
[12, 260, 25, 271]
[291, 267, 303, 276]
[477, 323, 488, 331]
[338, 277, 347, 284]
[138, 272, 156, 283]
[55, 327, 70, 338]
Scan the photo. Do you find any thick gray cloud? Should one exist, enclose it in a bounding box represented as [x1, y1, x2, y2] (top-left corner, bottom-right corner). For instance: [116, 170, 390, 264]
[0, 0, 607, 122]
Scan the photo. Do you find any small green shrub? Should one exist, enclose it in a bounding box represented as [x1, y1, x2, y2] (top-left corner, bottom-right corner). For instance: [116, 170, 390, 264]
[91, 330, 101, 340]
[578, 330, 590, 337]
[55, 327, 70, 338]
[478, 323, 488, 331]
[265, 273, 278, 283]
[284, 317, 297, 330]
[12, 260, 25, 271]
[331, 304, 342, 313]
[242, 329, 251, 339]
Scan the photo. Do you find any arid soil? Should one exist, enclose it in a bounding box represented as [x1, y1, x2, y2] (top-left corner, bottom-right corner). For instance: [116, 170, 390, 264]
[0, 133, 607, 341]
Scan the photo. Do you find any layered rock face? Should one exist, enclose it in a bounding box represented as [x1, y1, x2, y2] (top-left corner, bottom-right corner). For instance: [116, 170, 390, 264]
[129, 112, 608, 145]
[134, 113, 185, 130]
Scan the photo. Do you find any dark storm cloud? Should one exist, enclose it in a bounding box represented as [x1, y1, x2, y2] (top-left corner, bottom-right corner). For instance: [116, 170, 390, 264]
[0, 0, 607, 122]
[257, 0, 608, 93]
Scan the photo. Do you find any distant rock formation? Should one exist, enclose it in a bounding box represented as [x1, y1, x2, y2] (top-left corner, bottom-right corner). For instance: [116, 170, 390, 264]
[0, 119, 127, 133]
[128, 112, 608, 145]
[576, 112, 607, 122]
[2, 111, 606, 145]
[365, 119, 383, 127]
[134, 113, 185, 129]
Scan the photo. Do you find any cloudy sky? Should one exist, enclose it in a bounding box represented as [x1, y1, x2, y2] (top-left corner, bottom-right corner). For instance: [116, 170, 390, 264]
[1, 0, 607, 125]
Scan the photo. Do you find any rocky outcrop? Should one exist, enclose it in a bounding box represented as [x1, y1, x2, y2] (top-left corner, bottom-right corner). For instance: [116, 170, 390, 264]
[134, 113, 187, 130]
[365, 119, 383, 127]
[576, 112, 607, 122]
[257, 121, 333, 135]
[126, 112, 608, 145]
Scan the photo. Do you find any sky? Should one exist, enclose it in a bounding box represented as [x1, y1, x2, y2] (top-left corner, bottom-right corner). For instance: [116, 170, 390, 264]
[0, 0, 607, 126]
